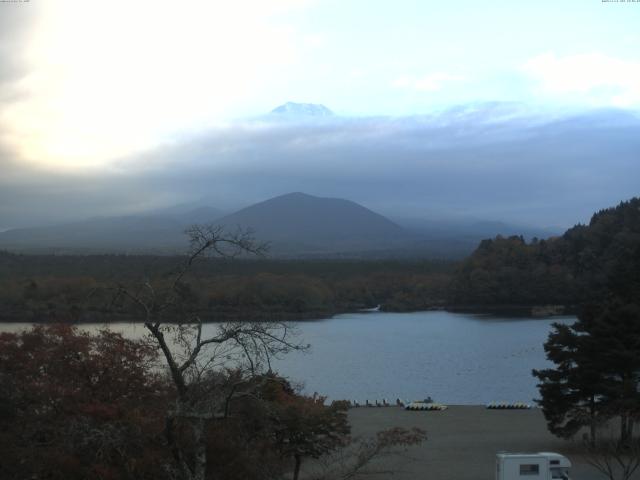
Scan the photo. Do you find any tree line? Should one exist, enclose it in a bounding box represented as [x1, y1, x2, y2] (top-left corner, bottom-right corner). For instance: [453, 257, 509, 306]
[450, 197, 640, 310]
[0, 254, 453, 323]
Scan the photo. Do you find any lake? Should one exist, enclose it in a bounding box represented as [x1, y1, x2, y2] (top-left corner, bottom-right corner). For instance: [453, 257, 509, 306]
[272, 311, 574, 405]
[0, 311, 574, 405]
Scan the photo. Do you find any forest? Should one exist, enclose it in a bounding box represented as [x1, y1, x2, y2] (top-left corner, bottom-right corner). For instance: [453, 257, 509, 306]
[449, 197, 640, 312]
[0, 253, 453, 323]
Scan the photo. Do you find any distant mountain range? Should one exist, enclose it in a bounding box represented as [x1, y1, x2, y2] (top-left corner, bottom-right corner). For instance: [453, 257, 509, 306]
[0, 207, 222, 254]
[0, 192, 560, 258]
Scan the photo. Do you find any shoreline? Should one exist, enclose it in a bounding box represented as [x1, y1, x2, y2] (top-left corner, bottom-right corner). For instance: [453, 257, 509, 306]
[0, 304, 573, 324]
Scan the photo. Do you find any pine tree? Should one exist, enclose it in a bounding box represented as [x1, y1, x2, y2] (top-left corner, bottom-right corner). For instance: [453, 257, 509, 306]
[582, 301, 640, 445]
[533, 321, 606, 444]
[534, 299, 640, 445]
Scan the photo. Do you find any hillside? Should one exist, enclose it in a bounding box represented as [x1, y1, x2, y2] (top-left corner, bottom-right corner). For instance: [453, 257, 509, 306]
[449, 197, 640, 309]
[216, 192, 410, 255]
[0, 207, 223, 253]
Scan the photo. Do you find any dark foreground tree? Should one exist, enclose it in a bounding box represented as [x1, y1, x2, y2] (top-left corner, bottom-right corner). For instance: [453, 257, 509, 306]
[581, 301, 640, 445]
[534, 299, 640, 446]
[533, 321, 606, 443]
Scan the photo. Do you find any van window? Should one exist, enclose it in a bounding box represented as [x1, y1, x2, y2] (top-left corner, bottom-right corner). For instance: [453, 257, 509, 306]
[520, 464, 540, 476]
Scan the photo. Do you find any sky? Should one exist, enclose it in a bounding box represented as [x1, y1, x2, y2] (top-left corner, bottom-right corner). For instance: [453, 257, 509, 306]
[0, 0, 639, 231]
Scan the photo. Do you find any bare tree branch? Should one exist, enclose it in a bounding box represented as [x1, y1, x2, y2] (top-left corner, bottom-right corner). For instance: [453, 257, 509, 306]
[107, 225, 302, 480]
[582, 432, 640, 480]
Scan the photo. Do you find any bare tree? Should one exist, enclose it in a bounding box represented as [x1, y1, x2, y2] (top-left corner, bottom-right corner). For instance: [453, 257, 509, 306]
[112, 225, 305, 480]
[581, 429, 640, 480]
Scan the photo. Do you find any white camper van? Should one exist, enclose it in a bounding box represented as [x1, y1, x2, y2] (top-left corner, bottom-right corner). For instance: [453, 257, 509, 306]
[496, 452, 571, 480]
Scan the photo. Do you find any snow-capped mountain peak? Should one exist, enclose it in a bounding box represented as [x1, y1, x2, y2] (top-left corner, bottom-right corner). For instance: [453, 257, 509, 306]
[270, 102, 333, 117]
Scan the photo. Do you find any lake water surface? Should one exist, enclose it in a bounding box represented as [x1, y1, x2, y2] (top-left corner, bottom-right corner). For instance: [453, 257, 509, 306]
[0, 311, 574, 405]
[272, 311, 574, 405]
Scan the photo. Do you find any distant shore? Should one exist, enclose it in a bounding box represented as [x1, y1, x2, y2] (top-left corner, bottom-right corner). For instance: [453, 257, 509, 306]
[444, 304, 574, 317]
[0, 304, 574, 324]
[346, 406, 602, 480]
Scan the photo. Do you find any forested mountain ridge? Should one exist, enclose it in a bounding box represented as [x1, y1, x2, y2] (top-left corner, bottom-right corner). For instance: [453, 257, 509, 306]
[449, 197, 640, 309]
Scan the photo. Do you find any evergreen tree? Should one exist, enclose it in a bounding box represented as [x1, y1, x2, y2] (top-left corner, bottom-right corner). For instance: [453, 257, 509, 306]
[581, 301, 640, 445]
[534, 299, 640, 445]
[533, 321, 606, 444]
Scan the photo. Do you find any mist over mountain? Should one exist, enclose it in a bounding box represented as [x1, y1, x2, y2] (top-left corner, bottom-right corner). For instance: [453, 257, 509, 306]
[0, 207, 224, 254]
[145, 204, 224, 221]
[0, 190, 570, 258]
[0, 103, 638, 234]
[0, 193, 412, 256]
[395, 216, 560, 247]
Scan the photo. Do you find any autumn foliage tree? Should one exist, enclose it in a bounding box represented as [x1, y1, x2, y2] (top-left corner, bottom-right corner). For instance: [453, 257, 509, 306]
[257, 376, 351, 480]
[0, 324, 166, 480]
[274, 395, 350, 480]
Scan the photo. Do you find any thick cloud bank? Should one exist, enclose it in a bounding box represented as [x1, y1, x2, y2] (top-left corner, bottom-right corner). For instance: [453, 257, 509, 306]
[1, 104, 639, 230]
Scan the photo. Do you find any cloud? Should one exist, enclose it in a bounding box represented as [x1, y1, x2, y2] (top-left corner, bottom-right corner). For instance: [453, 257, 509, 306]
[1, 97, 639, 231]
[0, 0, 312, 170]
[393, 73, 465, 92]
[523, 53, 640, 107]
[0, 5, 37, 89]
[123, 109, 640, 228]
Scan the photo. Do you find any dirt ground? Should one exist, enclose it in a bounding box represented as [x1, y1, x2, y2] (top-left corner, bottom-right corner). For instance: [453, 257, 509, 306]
[343, 405, 630, 480]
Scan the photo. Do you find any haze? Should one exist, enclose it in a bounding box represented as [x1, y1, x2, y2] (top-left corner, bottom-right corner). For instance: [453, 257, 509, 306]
[1, 0, 639, 232]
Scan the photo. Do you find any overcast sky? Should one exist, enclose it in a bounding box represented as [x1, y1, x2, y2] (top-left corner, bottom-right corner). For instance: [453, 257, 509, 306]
[0, 0, 639, 230]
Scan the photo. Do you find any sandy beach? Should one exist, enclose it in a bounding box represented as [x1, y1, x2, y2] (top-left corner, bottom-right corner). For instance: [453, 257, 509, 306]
[345, 406, 624, 480]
